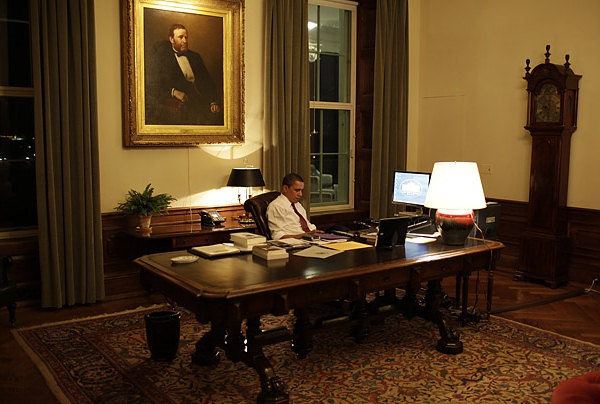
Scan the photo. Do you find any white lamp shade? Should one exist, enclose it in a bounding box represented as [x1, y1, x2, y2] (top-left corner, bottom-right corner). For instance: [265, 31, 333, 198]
[424, 162, 487, 211]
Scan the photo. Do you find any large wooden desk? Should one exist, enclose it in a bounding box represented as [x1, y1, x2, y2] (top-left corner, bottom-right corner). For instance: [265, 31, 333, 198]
[136, 238, 503, 403]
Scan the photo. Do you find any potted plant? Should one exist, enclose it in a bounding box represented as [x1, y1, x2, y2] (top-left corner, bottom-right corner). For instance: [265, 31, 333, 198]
[115, 184, 176, 236]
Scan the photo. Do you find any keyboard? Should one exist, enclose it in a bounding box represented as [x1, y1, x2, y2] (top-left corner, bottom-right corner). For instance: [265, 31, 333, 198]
[407, 220, 439, 237]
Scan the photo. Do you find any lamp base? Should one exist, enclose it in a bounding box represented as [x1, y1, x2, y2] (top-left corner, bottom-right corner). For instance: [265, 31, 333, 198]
[436, 210, 475, 245]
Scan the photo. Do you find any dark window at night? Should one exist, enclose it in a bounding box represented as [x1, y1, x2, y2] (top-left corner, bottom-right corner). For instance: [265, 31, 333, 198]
[0, 0, 37, 231]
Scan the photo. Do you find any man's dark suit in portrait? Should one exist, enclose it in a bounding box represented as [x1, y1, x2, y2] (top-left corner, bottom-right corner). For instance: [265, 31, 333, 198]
[145, 24, 223, 126]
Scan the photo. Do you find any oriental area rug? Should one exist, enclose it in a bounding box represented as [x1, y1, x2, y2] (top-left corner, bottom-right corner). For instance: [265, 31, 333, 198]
[12, 305, 600, 403]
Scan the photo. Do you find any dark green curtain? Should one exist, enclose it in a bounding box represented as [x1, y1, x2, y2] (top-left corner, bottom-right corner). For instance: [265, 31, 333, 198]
[370, 0, 409, 218]
[31, 0, 104, 308]
[263, 0, 311, 196]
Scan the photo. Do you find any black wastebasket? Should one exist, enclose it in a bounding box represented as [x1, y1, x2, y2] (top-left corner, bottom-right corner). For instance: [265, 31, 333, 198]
[144, 310, 181, 362]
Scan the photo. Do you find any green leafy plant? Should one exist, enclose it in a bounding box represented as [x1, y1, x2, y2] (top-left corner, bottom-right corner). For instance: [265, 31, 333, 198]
[114, 184, 176, 217]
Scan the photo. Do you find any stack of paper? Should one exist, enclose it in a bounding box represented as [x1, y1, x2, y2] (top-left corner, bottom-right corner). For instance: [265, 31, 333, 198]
[230, 232, 267, 250]
[252, 244, 289, 260]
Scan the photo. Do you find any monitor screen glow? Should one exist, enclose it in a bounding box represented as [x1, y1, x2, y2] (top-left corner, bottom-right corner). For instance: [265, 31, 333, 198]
[392, 171, 431, 206]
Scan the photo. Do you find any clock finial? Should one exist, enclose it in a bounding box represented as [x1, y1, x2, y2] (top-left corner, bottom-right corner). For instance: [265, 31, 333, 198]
[544, 45, 551, 63]
[564, 54, 571, 70]
[525, 59, 531, 75]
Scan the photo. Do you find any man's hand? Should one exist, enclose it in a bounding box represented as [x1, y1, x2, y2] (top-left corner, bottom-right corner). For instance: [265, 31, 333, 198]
[172, 89, 188, 103]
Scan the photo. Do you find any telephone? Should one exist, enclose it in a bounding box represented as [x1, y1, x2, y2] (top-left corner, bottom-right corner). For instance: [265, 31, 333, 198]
[201, 210, 226, 226]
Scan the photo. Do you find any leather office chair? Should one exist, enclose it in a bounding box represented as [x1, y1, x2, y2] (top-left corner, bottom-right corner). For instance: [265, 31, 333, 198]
[243, 191, 280, 239]
[0, 255, 16, 325]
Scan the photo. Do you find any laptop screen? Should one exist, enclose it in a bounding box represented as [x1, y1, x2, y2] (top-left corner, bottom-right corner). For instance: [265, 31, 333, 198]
[375, 217, 410, 249]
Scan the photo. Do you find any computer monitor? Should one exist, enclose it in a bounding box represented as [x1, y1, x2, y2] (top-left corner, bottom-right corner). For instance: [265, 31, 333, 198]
[392, 170, 431, 207]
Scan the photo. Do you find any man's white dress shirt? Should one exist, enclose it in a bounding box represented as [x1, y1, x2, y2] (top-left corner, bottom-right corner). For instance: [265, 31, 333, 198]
[266, 194, 316, 240]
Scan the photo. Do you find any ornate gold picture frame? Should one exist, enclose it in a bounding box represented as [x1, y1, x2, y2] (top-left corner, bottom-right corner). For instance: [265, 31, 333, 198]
[121, 0, 244, 146]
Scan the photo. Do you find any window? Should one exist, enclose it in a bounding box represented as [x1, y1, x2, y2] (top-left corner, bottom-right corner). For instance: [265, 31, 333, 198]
[308, 0, 356, 211]
[0, 0, 37, 232]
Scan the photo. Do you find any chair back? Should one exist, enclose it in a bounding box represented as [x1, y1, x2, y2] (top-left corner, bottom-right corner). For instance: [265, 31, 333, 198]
[244, 191, 280, 239]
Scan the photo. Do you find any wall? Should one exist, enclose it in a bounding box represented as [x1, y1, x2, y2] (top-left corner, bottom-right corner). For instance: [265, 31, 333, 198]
[96, 1, 600, 212]
[408, 0, 600, 210]
[94, 0, 266, 213]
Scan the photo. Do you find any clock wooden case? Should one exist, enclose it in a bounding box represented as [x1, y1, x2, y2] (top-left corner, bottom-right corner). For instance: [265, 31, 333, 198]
[516, 45, 582, 287]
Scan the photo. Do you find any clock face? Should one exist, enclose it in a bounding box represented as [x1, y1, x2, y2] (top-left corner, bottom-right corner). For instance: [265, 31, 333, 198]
[535, 83, 561, 123]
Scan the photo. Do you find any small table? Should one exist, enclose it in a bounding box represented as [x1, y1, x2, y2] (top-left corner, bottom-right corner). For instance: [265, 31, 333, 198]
[136, 238, 503, 403]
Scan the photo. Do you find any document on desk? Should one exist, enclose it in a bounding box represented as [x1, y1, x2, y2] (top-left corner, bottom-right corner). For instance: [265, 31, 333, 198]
[188, 244, 241, 258]
[321, 241, 373, 251]
[406, 236, 438, 244]
[293, 245, 342, 259]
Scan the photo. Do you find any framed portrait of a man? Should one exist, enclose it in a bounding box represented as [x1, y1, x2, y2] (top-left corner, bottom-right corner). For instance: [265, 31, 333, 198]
[121, 0, 244, 146]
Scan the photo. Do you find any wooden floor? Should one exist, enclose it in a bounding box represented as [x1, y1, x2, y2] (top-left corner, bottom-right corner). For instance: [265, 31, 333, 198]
[1, 267, 599, 403]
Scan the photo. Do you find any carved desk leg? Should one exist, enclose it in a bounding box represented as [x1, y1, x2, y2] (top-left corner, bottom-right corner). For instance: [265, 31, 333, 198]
[191, 315, 225, 366]
[245, 316, 289, 404]
[401, 268, 422, 319]
[487, 253, 498, 319]
[459, 270, 470, 326]
[424, 280, 463, 355]
[352, 297, 370, 343]
[292, 308, 313, 359]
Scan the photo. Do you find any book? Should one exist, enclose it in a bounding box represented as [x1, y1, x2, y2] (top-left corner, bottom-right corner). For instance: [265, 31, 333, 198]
[188, 244, 241, 258]
[229, 232, 267, 249]
[252, 244, 289, 260]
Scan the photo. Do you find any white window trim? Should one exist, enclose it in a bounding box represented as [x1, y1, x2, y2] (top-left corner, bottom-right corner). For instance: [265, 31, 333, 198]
[309, 0, 357, 213]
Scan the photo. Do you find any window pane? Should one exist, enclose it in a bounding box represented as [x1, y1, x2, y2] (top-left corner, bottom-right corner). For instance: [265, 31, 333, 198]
[308, 5, 351, 103]
[310, 109, 350, 206]
[0, 96, 37, 229]
[0, 0, 32, 87]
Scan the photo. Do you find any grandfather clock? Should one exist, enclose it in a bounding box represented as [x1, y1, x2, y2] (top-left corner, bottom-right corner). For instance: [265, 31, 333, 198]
[515, 45, 581, 287]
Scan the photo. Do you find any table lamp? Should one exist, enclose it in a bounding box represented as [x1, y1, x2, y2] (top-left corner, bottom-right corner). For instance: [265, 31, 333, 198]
[424, 162, 487, 245]
[227, 167, 265, 223]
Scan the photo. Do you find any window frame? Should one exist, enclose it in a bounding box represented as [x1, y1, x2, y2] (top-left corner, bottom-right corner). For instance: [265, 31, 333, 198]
[0, 0, 38, 236]
[308, 0, 357, 213]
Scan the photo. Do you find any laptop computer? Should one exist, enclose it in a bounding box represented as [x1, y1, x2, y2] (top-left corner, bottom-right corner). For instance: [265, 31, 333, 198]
[375, 217, 410, 249]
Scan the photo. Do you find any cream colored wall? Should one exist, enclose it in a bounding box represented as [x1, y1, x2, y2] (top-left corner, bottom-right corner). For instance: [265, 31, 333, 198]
[96, 0, 600, 213]
[95, 1, 266, 212]
[408, 0, 600, 209]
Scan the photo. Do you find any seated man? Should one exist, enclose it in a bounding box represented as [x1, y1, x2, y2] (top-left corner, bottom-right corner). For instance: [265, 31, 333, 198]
[267, 173, 324, 240]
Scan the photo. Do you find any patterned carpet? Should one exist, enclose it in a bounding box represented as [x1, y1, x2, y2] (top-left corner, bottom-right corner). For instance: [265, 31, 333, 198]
[12, 305, 600, 403]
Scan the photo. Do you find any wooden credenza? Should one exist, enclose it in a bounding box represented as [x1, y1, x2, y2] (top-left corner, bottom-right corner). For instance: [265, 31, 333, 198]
[102, 205, 254, 298]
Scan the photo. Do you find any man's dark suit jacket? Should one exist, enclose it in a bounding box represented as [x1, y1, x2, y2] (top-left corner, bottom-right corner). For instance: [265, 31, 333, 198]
[145, 40, 223, 125]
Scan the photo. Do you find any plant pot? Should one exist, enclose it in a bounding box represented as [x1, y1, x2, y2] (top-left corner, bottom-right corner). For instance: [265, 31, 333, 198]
[144, 310, 181, 362]
[135, 215, 152, 237]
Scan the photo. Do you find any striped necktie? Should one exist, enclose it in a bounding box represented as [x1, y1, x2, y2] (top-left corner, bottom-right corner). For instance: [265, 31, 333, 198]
[291, 203, 310, 232]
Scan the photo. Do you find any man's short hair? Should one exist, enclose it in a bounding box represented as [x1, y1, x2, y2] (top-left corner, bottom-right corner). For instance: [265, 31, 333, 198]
[168, 24, 187, 38]
[282, 173, 304, 187]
